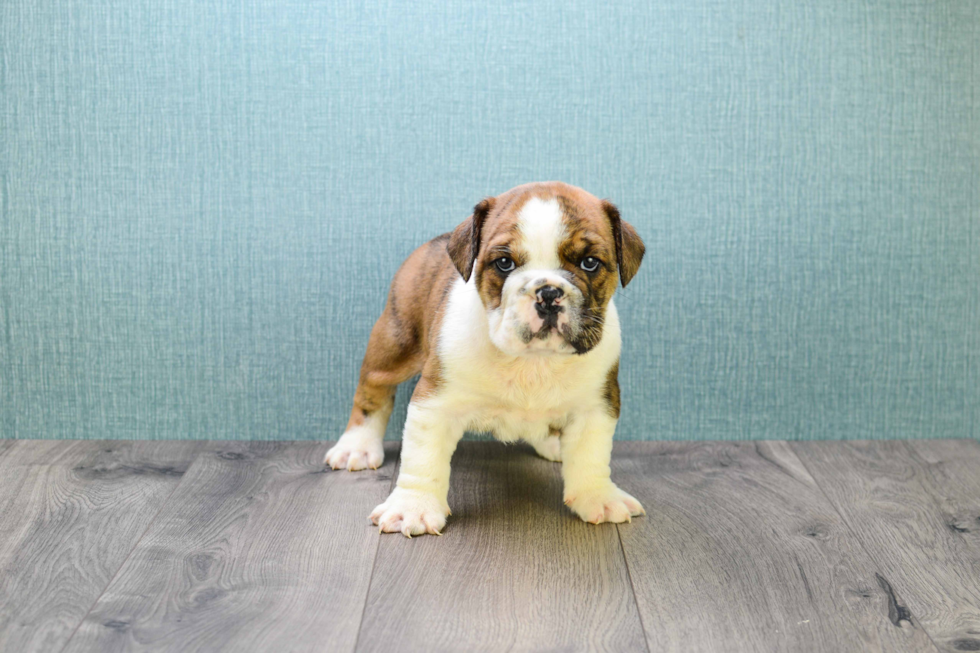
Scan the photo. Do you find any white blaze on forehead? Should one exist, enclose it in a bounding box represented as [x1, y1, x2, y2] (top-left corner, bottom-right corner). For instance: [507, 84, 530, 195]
[516, 197, 565, 269]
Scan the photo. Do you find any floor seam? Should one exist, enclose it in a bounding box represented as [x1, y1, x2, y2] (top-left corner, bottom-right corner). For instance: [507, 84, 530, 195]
[351, 443, 401, 653]
[616, 521, 653, 653]
[56, 440, 211, 653]
[788, 440, 945, 653]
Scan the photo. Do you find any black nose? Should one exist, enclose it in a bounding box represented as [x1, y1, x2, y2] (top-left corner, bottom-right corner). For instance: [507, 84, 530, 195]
[537, 285, 564, 305]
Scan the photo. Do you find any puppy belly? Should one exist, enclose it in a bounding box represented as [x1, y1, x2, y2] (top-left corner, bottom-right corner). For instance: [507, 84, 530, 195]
[471, 411, 556, 444]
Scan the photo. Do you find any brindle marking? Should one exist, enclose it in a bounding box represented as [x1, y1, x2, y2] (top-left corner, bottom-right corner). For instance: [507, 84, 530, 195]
[603, 362, 621, 418]
[343, 235, 456, 430]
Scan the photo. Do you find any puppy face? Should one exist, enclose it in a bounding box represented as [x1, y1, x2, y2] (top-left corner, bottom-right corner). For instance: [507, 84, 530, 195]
[448, 182, 644, 356]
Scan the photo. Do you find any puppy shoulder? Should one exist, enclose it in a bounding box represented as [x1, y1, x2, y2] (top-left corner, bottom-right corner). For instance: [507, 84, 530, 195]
[380, 232, 459, 345]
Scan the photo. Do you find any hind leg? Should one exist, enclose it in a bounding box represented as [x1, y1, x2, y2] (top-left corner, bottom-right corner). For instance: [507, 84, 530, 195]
[323, 400, 391, 471]
[531, 433, 562, 462]
[325, 306, 422, 471]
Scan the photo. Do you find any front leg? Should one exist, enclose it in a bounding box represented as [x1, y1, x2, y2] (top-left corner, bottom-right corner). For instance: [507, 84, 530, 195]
[370, 401, 464, 537]
[560, 409, 644, 524]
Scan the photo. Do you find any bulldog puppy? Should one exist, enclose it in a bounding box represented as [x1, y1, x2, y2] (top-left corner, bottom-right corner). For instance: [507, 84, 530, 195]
[324, 181, 646, 537]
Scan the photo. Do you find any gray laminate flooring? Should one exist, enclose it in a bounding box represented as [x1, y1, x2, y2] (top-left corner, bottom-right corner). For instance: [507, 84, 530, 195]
[0, 439, 978, 653]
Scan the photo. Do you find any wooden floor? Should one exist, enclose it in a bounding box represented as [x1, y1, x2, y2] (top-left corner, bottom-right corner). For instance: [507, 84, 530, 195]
[1, 440, 979, 652]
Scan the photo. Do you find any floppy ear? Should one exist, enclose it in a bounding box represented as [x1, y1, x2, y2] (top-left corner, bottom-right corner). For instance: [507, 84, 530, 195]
[602, 200, 645, 287]
[447, 197, 494, 281]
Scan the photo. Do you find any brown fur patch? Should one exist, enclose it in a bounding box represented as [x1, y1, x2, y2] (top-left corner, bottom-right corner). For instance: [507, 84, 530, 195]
[412, 347, 444, 401]
[473, 202, 524, 311]
[447, 198, 494, 282]
[554, 195, 620, 353]
[603, 362, 621, 418]
[343, 232, 458, 429]
[602, 200, 645, 287]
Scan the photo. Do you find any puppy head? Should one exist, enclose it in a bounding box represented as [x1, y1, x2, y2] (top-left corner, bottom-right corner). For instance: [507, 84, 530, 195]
[448, 182, 644, 356]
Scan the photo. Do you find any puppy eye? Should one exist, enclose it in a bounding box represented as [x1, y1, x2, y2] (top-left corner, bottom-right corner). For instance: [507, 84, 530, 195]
[494, 257, 516, 273]
[580, 256, 601, 272]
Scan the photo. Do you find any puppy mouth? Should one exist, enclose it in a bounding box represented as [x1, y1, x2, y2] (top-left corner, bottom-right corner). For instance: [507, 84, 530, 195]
[518, 306, 577, 348]
[519, 323, 555, 343]
[516, 321, 590, 355]
[518, 318, 564, 344]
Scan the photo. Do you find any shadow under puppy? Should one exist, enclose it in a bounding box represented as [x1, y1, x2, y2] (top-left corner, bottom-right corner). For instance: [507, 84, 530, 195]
[325, 181, 646, 537]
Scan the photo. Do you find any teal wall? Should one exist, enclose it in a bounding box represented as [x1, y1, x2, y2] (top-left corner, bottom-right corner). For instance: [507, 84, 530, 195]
[1, 0, 977, 441]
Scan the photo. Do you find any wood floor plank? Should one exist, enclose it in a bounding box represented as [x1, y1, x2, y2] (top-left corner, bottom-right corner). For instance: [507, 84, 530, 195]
[614, 441, 936, 653]
[0, 438, 17, 458]
[0, 439, 93, 468]
[903, 439, 980, 555]
[62, 441, 399, 653]
[356, 442, 647, 653]
[0, 440, 204, 653]
[791, 440, 980, 653]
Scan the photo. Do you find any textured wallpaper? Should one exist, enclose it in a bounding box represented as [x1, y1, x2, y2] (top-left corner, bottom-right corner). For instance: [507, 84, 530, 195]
[1, 0, 977, 441]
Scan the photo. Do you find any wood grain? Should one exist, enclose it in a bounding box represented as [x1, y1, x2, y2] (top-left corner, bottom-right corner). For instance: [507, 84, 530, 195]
[903, 439, 980, 556]
[0, 438, 17, 458]
[792, 440, 980, 653]
[357, 442, 647, 653]
[62, 441, 399, 653]
[613, 441, 936, 653]
[0, 440, 204, 652]
[3, 439, 978, 653]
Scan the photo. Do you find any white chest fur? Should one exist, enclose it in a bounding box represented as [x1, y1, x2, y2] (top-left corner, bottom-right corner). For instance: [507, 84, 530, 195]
[435, 278, 621, 443]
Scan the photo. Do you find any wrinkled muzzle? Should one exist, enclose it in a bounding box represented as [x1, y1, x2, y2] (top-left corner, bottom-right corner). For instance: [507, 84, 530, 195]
[487, 269, 599, 356]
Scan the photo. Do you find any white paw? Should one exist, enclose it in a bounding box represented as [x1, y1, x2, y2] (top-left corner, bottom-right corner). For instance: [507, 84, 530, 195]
[370, 488, 450, 538]
[565, 483, 645, 524]
[324, 428, 384, 471]
[532, 435, 562, 462]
